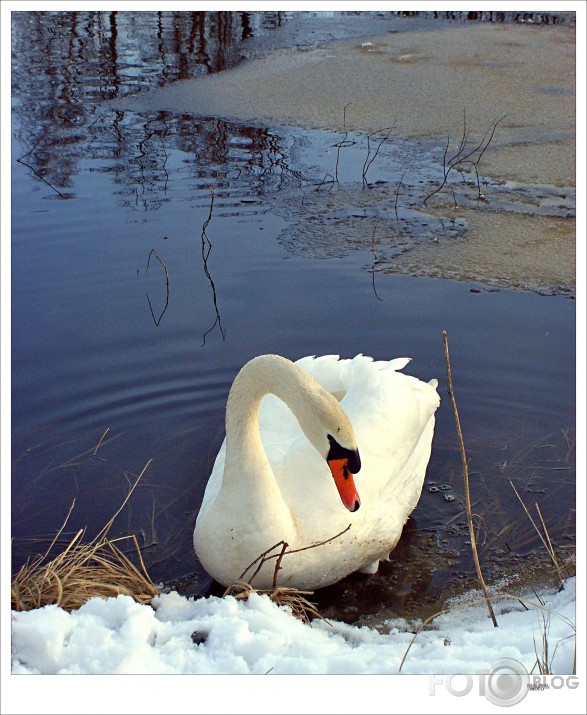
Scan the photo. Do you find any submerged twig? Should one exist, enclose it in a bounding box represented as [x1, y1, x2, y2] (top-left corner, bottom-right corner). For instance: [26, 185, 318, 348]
[145, 249, 170, 326]
[442, 330, 498, 627]
[200, 185, 226, 346]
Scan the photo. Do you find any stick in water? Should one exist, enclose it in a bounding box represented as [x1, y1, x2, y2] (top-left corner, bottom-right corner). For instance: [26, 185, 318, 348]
[442, 330, 498, 627]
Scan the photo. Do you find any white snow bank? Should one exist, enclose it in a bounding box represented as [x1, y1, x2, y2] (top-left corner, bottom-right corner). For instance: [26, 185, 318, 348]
[11, 578, 576, 676]
[5, 577, 585, 714]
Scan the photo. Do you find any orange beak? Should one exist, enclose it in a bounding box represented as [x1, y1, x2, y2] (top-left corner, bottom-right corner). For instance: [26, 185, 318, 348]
[328, 458, 361, 512]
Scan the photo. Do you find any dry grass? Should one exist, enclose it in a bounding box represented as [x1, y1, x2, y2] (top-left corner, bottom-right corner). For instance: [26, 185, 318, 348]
[509, 480, 570, 589]
[224, 579, 329, 625]
[11, 460, 160, 612]
[11, 532, 160, 612]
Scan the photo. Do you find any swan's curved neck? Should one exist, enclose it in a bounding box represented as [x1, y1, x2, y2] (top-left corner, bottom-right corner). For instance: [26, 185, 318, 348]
[225, 355, 312, 464]
[217, 355, 322, 537]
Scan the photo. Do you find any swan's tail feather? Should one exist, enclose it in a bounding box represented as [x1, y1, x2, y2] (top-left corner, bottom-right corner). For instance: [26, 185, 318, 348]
[295, 354, 439, 415]
[386, 357, 412, 372]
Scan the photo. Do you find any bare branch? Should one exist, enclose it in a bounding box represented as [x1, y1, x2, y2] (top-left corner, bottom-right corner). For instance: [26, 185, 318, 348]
[362, 121, 395, 188]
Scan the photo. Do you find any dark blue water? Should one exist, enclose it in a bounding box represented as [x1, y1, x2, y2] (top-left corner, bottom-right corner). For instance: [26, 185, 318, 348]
[10, 12, 575, 613]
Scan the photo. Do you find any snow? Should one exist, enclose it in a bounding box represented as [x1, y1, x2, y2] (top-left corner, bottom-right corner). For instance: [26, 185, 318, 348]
[9, 580, 577, 676]
[5, 577, 583, 713]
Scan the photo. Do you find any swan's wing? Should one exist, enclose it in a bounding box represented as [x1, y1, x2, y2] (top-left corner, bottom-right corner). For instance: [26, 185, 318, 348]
[197, 440, 226, 520]
[295, 354, 413, 396]
[339, 354, 440, 502]
[294, 354, 347, 399]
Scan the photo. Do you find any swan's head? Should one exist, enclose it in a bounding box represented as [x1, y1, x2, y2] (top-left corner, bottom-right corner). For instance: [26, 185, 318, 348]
[326, 433, 362, 513]
[298, 388, 362, 513]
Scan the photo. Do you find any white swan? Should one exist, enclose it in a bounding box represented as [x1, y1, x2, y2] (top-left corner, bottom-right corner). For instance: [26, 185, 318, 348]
[194, 354, 440, 590]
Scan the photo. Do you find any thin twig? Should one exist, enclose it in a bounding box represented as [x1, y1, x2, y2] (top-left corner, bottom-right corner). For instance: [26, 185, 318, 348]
[40, 499, 77, 563]
[239, 540, 287, 582]
[95, 459, 153, 543]
[93, 428, 110, 457]
[272, 541, 289, 589]
[509, 480, 565, 588]
[238, 524, 352, 586]
[281, 524, 352, 557]
[442, 330, 498, 627]
[145, 249, 170, 326]
[362, 122, 395, 188]
[334, 102, 353, 183]
[369, 220, 384, 302]
[394, 170, 406, 222]
[200, 184, 226, 345]
[424, 114, 507, 204]
[314, 172, 336, 192]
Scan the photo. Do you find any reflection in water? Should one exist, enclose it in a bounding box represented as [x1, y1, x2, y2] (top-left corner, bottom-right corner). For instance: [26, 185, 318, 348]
[16, 139, 71, 199]
[11, 11, 292, 203]
[12, 12, 315, 344]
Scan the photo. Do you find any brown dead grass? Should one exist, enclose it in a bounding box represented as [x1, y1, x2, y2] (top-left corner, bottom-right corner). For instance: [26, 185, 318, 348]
[224, 579, 329, 625]
[11, 460, 160, 612]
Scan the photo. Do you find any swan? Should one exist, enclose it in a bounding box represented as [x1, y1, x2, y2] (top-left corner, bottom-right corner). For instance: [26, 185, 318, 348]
[194, 353, 440, 590]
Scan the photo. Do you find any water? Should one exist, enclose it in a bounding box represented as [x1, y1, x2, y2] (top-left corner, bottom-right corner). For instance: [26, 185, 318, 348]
[10, 11, 575, 618]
